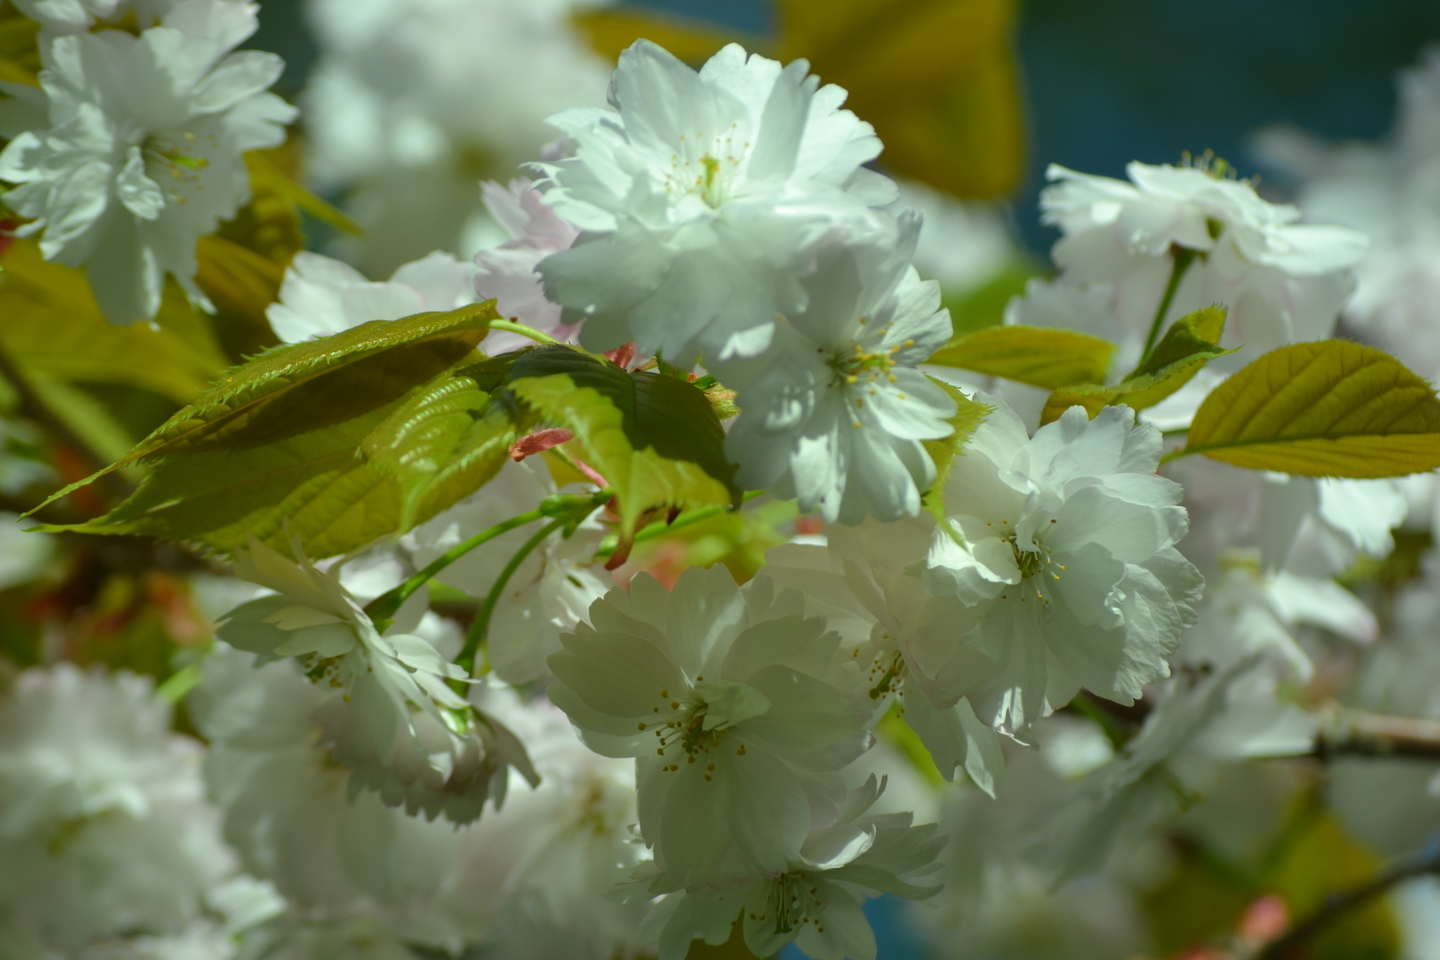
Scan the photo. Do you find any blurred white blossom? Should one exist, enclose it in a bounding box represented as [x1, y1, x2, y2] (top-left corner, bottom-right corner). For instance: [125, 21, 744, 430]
[301, 0, 612, 273]
[1256, 47, 1440, 380]
[0, 665, 236, 955]
[266, 250, 477, 344]
[0, 0, 295, 324]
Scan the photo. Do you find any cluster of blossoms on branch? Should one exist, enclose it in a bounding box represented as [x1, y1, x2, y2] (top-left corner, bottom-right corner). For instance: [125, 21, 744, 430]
[5, 3, 1440, 960]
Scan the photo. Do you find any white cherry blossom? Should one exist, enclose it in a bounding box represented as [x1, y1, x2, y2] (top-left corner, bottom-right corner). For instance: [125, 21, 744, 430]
[11, 0, 173, 35]
[472, 176, 582, 354]
[1038, 657, 1318, 879]
[531, 39, 897, 364]
[1019, 160, 1366, 376]
[187, 644, 516, 955]
[0, 0, 296, 324]
[547, 565, 872, 887]
[0, 665, 235, 953]
[758, 527, 1006, 795]
[1177, 549, 1377, 681]
[642, 776, 944, 960]
[404, 458, 610, 685]
[215, 538, 534, 823]
[300, 0, 612, 272]
[265, 249, 477, 344]
[715, 213, 957, 524]
[922, 398, 1204, 731]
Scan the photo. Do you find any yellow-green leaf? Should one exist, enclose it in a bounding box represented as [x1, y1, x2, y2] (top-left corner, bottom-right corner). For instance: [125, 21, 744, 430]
[506, 348, 739, 537]
[40, 403, 404, 559]
[1179, 340, 1440, 477]
[925, 325, 1115, 389]
[782, 0, 1025, 198]
[0, 239, 228, 404]
[362, 361, 523, 530]
[1040, 306, 1232, 424]
[1136, 305, 1228, 377]
[572, 7, 745, 63]
[921, 377, 990, 521]
[30, 302, 498, 515]
[244, 149, 363, 242]
[194, 233, 288, 356]
[0, 4, 40, 86]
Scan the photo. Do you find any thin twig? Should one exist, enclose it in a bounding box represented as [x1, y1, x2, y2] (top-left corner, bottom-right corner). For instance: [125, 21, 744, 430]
[1315, 707, 1440, 762]
[1254, 844, 1440, 960]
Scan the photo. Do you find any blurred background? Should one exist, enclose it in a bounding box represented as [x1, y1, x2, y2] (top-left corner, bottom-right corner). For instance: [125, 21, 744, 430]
[246, 0, 1440, 254]
[5, 2, 1440, 958]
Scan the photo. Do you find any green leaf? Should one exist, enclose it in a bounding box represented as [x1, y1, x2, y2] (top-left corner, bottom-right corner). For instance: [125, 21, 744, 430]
[1178, 340, 1440, 477]
[1137, 304, 1228, 376]
[505, 346, 740, 536]
[33, 301, 500, 513]
[361, 361, 525, 530]
[0, 238, 228, 404]
[921, 377, 991, 522]
[1040, 306, 1232, 425]
[925, 325, 1115, 390]
[40, 402, 403, 559]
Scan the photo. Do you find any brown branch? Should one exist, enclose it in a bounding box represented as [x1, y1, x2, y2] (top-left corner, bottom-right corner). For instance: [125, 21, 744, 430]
[1315, 707, 1440, 762]
[1253, 845, 1440, 960]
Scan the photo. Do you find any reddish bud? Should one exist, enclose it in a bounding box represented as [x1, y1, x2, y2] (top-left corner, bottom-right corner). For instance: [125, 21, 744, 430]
[509, 428, 574, 462]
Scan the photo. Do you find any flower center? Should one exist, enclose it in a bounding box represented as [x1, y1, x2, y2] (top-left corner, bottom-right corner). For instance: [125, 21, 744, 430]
[300, 653, 346, 688]
[663, 124, 748, 207]
[642, 680, 768, 778]
[832, 332, 902, 386]
[142, 131, 215, 203]
[746, 872, 828, 936]
[993, 523, 1065, 605]
[827, 329, 919, 428]
[866, 649, 907, 701]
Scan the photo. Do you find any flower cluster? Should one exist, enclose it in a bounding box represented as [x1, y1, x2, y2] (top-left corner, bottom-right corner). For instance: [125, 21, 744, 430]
[0, 665, 242, 956]
[527, 40, 960, 524]
[216, 538, 536, 824]
[9, 6, 1440, 960]
[0, 0, 295, 325]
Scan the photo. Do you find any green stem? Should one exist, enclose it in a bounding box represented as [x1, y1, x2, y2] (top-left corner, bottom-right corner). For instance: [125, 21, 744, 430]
[456, 517, 565, 677]
[593, 490, 766, 560]
[363, 507, 546, 625]
[1129, 245, 1199, 380]
[489, 319, 559, 346]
